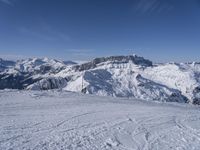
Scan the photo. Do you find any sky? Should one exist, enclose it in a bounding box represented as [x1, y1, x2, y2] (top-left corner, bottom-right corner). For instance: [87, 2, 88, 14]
[0, 0, 200, 62]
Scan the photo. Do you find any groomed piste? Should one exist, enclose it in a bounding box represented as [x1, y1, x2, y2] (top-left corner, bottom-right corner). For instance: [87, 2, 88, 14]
[1, 90, 200, 150]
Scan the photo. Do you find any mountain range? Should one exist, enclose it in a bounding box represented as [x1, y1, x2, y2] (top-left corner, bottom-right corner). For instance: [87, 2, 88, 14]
[1, 55, 200, 104]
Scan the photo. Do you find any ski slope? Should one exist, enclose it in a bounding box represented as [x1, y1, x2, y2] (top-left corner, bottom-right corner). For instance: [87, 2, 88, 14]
[1, 90, 200, 150]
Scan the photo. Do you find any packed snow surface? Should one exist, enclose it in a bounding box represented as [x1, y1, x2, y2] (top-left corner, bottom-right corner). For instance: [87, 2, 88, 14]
[1, 90, 200, 150]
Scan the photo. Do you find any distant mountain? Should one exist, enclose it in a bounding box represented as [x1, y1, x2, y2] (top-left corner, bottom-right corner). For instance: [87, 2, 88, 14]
[0, 58, 69, 89]
[0, 58, 15, 71]
[63, 60, 77, 65]
[72, 55, 152, 71]
[1, 55, 200, 104]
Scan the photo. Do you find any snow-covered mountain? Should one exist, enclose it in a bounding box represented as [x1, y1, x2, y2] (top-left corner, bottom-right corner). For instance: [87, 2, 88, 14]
[0, 57, 70, 89]
[0, 58, 15, 71]
[1, 55, 200, 104]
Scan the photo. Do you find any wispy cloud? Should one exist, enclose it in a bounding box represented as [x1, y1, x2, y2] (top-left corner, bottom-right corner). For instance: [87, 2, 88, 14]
[0, 0, 14, 6]
[0, 54, 28, 60]
[18, 22, 70, 42]
[67, 49, 94, 53]
[133, 0, 174, 14]
[66, 49, 96, 61]
[40, 22, 70, 41]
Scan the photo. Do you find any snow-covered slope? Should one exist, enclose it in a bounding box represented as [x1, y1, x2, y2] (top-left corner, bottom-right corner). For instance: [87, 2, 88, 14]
[0, 55, 200, 104]
[1, 90, 200, 150]
[142, 63, 200, 104]
[0, 58, 73, 90]
[14, 57, 66, 73]
[60, 56, 200, 104]
[62, 59, 187, 103]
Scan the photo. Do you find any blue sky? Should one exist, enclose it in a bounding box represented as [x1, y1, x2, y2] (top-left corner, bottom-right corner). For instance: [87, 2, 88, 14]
[0, 0, 200, 62]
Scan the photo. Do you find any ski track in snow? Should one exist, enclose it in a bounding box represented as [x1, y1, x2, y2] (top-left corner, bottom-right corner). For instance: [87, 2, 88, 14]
[1, 90, 200, 150]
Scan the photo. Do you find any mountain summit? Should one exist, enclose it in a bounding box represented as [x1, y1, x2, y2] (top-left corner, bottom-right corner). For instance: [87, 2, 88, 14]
[73, 55, 152, 71]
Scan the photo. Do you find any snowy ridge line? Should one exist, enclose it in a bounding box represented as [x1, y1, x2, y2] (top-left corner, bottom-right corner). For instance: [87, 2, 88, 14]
[1, 54, 200, 104]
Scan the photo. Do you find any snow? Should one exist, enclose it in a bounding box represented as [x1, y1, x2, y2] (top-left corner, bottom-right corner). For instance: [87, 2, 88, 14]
[1, 55, 200, 104]
[61, 61, 187, 103]
[1, 90, 200, 150]
[14, 57, 66, 73]
[142, 63, 200, 102]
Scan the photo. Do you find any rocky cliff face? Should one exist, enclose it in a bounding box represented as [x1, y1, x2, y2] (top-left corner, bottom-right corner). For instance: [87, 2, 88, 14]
[73, 55, 152, 71]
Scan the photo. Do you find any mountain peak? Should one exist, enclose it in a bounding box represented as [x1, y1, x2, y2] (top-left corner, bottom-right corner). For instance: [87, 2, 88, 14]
[73, 55, 152, 71]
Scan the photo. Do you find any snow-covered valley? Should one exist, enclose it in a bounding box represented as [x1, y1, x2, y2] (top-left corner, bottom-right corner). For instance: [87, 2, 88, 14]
[1, 90, 200, 150]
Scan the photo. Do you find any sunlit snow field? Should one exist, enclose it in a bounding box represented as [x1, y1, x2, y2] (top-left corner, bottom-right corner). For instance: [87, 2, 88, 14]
[1, 90, 200, 150]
